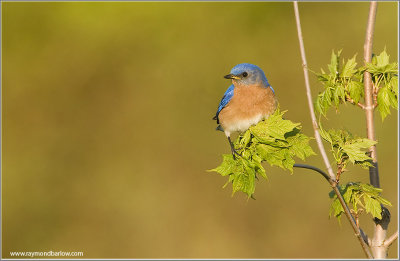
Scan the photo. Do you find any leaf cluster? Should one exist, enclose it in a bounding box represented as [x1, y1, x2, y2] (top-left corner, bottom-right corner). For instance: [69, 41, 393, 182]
[315, 49, 398, 121]
[314, 49, 395, 226]
[329, 182, 392, 222]
[209, 109, 315, 198]
[367, 50, 398, 120]
[319, 127, 376, 169]
[315, 50, 364, 115]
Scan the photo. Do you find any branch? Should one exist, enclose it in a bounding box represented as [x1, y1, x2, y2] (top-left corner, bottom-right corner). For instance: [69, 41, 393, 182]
[292, 2, 336, 183]
[345, 95, 366, 109]
[372, 81, 379, 108]
[335, 161, 344, 184]
[293, 2, 373, 258]
[331, 185, 371, 249]
[361, 2, 395, 259]
[293, 164, 371, 250]
[293, 163, 331, 182]
[363, 1, 380, 189]
[384, 231, 398, 247]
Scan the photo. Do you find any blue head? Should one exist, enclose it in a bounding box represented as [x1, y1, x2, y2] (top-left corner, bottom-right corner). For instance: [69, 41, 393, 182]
[224, 63, 270, 88]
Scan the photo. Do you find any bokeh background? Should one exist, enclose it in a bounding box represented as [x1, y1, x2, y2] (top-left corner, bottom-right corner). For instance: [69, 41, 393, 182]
[2, 2, 398, 259]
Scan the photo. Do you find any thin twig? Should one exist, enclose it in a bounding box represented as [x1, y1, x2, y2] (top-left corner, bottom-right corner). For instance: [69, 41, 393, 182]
[293, 163, 331, 182]
[345, 95, 366, 109]
[331, 185, 372, 256]
[293, 2, 373, 259]
[383, 231, 398, 247]
[372, 82, 379, 109]
[293, 164, 370, 250]
[292, 2, 336, 182]
[372, 98, 378, 109]
[335, 163, 344, 184]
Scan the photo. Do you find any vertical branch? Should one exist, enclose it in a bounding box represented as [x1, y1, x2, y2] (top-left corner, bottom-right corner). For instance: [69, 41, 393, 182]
[362, 2, 394, 259]
[363, 1, 380, 188]
[293, 2, 373, 259]
[292, 2, 336, 182]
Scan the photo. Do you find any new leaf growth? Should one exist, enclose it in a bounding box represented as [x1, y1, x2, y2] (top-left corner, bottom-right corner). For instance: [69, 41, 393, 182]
[329, 182, 392, 222]
[314, 49, 396, 223]
[315, 49, 398, 120]
[209, 109, 315, 198]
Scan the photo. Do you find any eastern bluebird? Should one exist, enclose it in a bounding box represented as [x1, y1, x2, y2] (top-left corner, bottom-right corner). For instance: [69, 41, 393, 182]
[213, 63, 277, 158]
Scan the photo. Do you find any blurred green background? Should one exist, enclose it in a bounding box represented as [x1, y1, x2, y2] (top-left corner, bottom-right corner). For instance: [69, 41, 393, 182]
[2, 2, 398, 259]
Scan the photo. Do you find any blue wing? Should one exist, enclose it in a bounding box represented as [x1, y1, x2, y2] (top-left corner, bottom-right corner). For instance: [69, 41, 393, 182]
[213, 84, 234, 124]
[269, 85, 275, 94]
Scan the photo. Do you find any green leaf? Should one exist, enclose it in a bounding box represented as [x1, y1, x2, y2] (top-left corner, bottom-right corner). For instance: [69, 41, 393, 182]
[388, 88, 398, 109]
[376, 49, 389, 67]
[328, 50, 341, 76]
[390, 77, 398, 94]
[240, 131, 252, 147]
[342, 138, 376, 163]
[377, 196, 392, 207]
[359, 183, 381, 194]
[377, 87, 391, 121]
[282, 150, 295, 172]
[251, 112, 300, 141]
[342, 185, 354, 203]
[367, 49, 397, 74]
[253, 154, 267, 180]
[341, 55, 357, 78]
[257, 144, 287, 169]
[208, 154, 236, 176]
[287, 133, 316, 160]
[326, 129, 352, 147]
[354, 160, 374, 169]
[333, 84, 345, 107]
[348, 81, 364, 104]
[364, 195, 382, 219]
[329, 196, 344, 219]
[329, 182, 392, 222]
[319, 125, 332, 144]
[315, 94, 326, 115]
[316, 87, 334, 115]
[242, 158, 256, 197]
[317, 73, 329, 82]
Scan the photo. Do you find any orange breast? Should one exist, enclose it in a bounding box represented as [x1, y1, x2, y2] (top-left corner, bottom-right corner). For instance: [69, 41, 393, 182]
[218, 84, 277, 134]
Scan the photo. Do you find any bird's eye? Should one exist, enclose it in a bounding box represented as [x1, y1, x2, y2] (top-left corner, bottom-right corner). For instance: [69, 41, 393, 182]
[242, 72, 248, 77]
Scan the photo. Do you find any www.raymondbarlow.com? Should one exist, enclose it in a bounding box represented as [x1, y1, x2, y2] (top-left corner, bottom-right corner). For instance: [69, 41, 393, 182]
[10, 251, 84, 258]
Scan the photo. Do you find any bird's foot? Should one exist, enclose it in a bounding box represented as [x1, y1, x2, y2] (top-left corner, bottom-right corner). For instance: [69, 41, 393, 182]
[227, 136, 241, 160]
[231, 147, 242, 160]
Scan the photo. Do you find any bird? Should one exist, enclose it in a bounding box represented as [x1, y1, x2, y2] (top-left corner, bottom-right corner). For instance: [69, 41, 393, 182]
[213, 63, 277, 159]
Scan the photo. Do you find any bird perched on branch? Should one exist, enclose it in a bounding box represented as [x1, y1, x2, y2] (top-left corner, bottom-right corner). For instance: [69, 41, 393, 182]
[213, 63, 277, 159]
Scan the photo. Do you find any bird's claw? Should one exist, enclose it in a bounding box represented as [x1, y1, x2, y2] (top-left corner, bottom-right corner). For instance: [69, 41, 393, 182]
[231, 148, 242, 160]
[228, 136, 242, 160]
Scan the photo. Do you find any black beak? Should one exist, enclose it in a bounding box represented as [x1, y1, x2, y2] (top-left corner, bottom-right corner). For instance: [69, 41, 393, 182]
[224, 74, 240, 80]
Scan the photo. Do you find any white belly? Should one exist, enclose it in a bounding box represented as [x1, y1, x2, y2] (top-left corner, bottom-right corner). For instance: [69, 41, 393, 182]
[224, 114, 263, 136]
